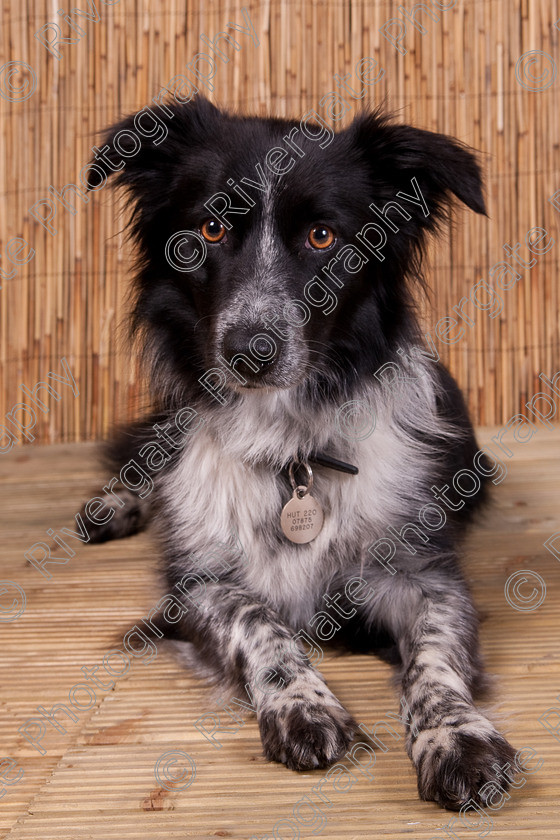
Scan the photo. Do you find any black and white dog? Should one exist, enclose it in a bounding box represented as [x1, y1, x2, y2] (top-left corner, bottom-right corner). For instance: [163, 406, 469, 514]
[86, 96, 515, 809]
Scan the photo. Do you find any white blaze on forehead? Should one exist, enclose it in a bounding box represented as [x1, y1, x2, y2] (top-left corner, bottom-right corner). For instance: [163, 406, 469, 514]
[217, 178, 285, 332]
[211, 175, 310, 385]
[258, 179, 279, 273]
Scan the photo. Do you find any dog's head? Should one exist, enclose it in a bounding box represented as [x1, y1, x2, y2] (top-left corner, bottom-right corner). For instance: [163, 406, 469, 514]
[91, 96, 485, 405]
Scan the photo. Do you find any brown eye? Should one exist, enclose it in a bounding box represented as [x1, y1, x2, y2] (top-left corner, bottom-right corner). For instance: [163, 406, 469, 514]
[200, 218, 226, 243]
[307, 225, 335, 250]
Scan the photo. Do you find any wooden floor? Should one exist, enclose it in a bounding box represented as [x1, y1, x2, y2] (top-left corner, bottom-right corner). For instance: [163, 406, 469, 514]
[1, 430, 559, 839]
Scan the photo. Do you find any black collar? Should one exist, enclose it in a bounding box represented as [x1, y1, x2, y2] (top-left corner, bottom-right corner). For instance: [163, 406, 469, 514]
[307, 451, 359, 475]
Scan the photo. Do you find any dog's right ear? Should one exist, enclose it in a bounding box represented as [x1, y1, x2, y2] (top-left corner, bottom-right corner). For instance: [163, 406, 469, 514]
[86, 95, 220, 198]
[348, 109, 487, 220]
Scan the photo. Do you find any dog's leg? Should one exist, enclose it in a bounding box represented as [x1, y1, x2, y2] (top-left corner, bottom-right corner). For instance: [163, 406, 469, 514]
[82, 413, 178, 543]
[81, 480, 152, 543]
[358, 564, 515, 809]
[159, 580, 357, 770]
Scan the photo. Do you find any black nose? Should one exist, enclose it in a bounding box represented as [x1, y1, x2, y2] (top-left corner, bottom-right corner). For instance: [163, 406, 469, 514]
[222, 327, 278, 373]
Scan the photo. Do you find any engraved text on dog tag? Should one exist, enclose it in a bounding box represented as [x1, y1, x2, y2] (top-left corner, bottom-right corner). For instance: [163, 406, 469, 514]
[281, 486, 324, 544]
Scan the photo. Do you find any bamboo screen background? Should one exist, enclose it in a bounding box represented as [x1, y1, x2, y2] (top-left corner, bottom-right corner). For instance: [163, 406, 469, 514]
[0, 0, 559, 446]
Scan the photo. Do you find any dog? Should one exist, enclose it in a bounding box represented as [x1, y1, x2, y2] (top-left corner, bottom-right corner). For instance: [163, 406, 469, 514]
[84, 96, 516, 810]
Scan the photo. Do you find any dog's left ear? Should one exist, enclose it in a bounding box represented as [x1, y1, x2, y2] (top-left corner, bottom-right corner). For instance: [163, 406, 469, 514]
[349, 111, 486, 219]
[85, 95, 221, 198]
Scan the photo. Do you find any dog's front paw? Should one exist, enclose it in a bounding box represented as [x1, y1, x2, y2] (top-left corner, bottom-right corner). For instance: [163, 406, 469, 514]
[257, 677, 357, 771]
[412, 724, 516, 810]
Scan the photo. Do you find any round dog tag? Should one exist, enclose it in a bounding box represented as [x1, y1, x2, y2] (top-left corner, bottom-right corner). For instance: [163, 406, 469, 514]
[281, 486, 324, 543]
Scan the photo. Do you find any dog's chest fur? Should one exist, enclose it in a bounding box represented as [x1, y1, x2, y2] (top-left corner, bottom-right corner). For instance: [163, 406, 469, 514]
[161, 369, 441, 629]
